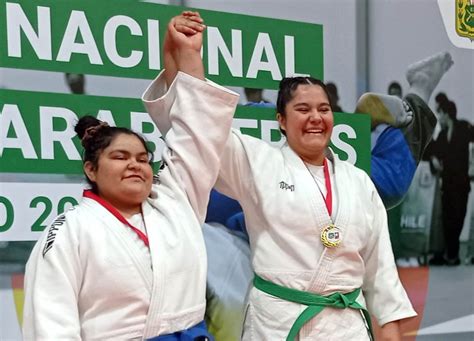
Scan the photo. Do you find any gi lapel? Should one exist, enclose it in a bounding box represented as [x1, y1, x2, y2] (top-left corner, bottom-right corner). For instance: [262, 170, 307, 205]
[83, 198, 153, 293]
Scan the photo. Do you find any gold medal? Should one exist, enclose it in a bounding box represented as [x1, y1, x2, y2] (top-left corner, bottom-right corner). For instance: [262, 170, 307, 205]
[321, 224, 341, 248]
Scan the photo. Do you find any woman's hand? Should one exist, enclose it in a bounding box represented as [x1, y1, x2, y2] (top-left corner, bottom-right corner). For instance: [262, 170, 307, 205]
[164, 11, 206, 85]
[172, 11, 205, 52]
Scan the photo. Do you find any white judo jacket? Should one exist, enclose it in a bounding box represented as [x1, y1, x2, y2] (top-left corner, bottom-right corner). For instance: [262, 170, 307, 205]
[216, 132, 416, 340]
[23, 71, 239, 340]
[149, 100, 417, 340]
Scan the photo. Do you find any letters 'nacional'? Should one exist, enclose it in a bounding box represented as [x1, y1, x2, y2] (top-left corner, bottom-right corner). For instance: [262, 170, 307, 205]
[0, 0, 323, 89]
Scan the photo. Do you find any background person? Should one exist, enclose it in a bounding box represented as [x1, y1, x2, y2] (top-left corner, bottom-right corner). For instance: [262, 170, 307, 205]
[326, 82, 343, 112]
[356, 51, 453, 209]
[65, 73, 86, 95]
[387, 81, 403, 99]
[244, 87, 271, 105]
[426, 97, 474, 265]
[23, 12, 239, 340]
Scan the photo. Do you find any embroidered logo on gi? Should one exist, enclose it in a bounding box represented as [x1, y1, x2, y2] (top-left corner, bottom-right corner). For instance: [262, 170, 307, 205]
[456, 0, 474, 40]
[42, 214, 66, 257]
[279, 181, 294, 192]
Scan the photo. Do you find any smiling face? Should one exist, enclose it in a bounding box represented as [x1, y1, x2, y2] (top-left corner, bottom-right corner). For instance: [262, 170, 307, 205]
[277, 84, 334, 165]
[84, 133, 153, 217]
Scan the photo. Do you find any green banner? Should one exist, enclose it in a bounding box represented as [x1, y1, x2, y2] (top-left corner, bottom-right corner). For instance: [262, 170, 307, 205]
[235, 106, 371, 173]
[0, 0, 323, 89]
[0, 89, 370, 175]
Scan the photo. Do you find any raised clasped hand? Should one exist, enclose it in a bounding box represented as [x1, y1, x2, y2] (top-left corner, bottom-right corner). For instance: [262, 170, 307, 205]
[167, 11, 206, 54]
[163, 11, 206, 85]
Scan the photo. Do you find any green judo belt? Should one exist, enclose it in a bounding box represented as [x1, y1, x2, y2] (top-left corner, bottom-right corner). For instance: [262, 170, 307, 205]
[253, 274, 374, 341]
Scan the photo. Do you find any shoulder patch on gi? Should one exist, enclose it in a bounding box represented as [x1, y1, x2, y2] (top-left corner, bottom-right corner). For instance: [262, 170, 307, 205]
[42, 213, 67, 258]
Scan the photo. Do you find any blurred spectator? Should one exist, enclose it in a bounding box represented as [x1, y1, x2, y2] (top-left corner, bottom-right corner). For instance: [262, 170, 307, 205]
[65, 73, 86, 94]
[388, 81, 403, 99]
[326, 82, 343, 112]
[426, 97, 474, 266]
[244, 87, 270, 104]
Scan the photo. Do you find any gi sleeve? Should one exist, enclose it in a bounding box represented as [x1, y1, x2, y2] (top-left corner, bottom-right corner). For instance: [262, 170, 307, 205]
[142, 71, 239, 223]
[23, 214, 82, 340]
[361, 181, 417, 326]
[213, 130, 264, 203]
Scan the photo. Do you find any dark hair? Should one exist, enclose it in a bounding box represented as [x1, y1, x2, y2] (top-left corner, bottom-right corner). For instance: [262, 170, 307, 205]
[276, 76, 331, 136]
[244, 87, 263, 97]
[326, 82, 338, 97]
[325, 82, 339, 110]
[65, 73, 85, 95]
[438, 100, 457, 120]
[388, 81, 401, 92]
[75, 115, 153, 192]
[435, 92, 448, 105]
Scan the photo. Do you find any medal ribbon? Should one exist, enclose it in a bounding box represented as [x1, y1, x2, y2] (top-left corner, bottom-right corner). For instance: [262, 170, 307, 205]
[83, 190, 149, 247]
[323, 158, 332, 216]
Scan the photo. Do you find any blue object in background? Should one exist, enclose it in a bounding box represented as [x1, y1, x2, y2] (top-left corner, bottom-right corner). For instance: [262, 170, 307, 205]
[205, 189, 242, 226]
[371, 126, 416, 209]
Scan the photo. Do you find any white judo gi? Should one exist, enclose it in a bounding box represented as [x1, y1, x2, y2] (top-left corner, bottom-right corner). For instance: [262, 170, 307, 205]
[214, 131, 417, 340]
[148, 93, 417, 340]
[23, 71, 239, 340]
